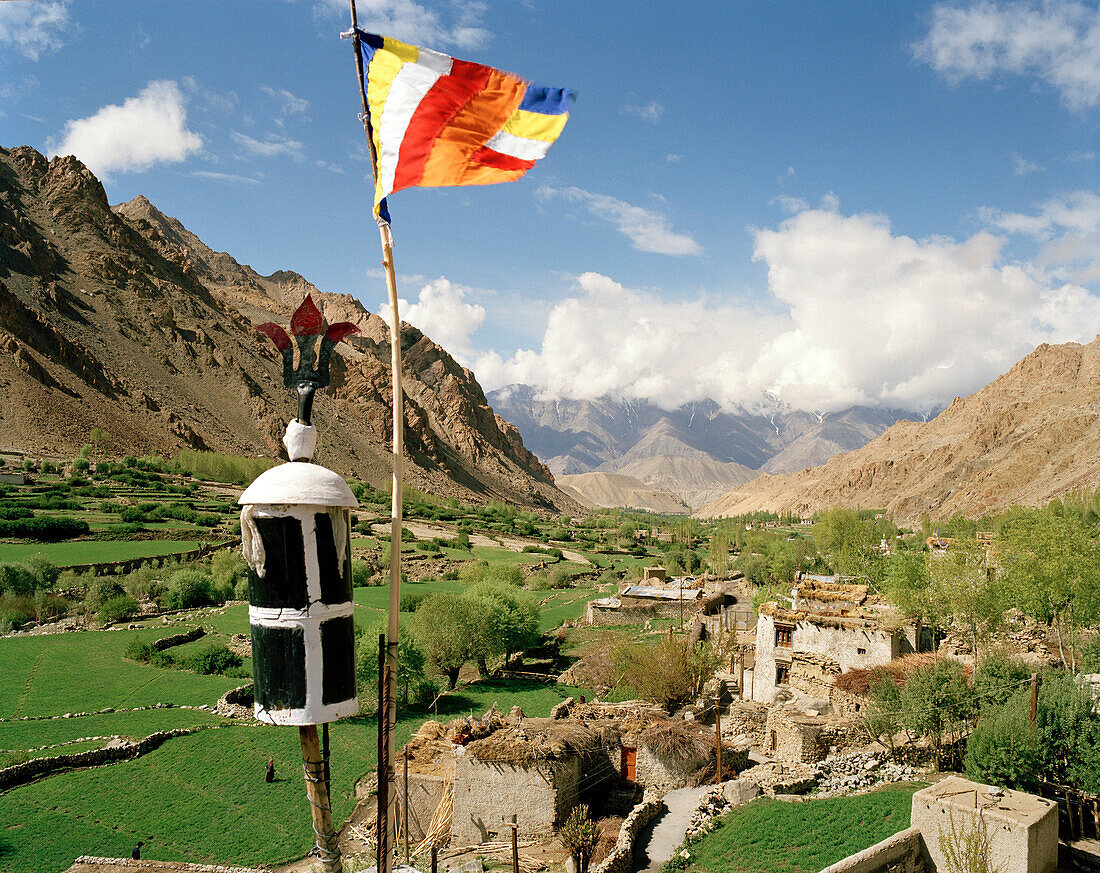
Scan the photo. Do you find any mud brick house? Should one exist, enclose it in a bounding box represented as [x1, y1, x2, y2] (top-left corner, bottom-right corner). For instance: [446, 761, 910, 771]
[752, 577, 921, 704]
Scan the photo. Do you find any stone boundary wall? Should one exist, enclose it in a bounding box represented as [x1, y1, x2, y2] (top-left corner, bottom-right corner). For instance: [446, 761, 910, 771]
[64, 538, 240, 577]
[71, 856, 263, 872]
[0, 702, 201, 725]
[816, 826, 927, 873]
[152, 626, 206, 652]
[0, 727, 203, 791]
[586, 603, 690, 627]
[589, 789, 663, 873]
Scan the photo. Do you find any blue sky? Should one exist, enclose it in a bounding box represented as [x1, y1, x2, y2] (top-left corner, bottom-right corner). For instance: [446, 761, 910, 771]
[2, 0, 1099, 414]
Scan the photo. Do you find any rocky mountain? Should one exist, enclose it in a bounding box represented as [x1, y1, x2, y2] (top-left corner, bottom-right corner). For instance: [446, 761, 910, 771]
[556, 472, 691, 515]
[698, 337, 1100, 523]
[0, 145, 575, 511]
[488, 385, 913, 509]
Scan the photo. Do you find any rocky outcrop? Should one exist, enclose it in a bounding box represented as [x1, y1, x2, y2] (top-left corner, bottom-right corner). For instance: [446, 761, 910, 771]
[0, 146, 576, 511]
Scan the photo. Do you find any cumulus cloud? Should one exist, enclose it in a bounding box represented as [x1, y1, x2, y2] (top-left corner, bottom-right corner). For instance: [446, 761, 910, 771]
[315, 0, 489, 49]
[380, 277, 486, 360]
[46, 81, 203, 179]
[231, 131, 306, 162]
[622, 101, 665, 124]
[538, 186, 702, 256]
[0, 2, 71, 60]
[475, 205, 1100, 413]
[914, 0, 1100, 109]
[983, 188, 1100, 283]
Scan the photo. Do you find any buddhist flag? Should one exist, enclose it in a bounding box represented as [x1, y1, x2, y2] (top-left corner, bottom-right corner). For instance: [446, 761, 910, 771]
[352, 30, 574, 219]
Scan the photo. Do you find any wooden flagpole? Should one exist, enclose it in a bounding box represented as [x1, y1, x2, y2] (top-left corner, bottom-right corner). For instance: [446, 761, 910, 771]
[346, 6, 402, 873]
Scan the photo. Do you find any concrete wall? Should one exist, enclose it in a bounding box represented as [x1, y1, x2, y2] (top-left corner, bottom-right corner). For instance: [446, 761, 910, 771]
[451, 754, 581, 846]
[817, 827, 928, 873]
[910, 778, 1059, 873]
[753, 613, 899, 704]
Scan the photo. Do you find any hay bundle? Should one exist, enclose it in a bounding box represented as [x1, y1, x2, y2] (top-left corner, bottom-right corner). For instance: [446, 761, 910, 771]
[466, 720, 600, 764]
[641, 719, 712, 764]
[834, 652, 965, 695]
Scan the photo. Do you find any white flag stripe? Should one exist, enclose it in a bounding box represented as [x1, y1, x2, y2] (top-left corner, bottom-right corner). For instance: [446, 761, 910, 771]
[484, 129, 553, 162]
[378, 56, 452, 196]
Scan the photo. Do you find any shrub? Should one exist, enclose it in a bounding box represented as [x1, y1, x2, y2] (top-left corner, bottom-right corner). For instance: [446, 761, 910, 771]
[123, 566, 164, 603]
[83, 579, 125, 615]
[98, 594, 139, 624]
[149, 650, 177, 669]
[401, 592, 427, 612]
[526, 570, 550, 590]
[183, 644, 242, 675]
[352, 560, 377, 587]
[162, 569, 217, 610]
[0, 516, 89, 540]
[613, 637, 720, 710]
[125, 639, 153, 662]
[558, 804, 600, 873]
[550, 567, 575, 589]
[486, 564, 523, 587]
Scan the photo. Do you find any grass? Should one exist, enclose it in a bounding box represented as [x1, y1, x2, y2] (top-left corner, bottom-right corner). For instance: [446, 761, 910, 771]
[0, 708, 223, 752]
[0, 628, 238, 719]
[0, 676, 586, 873]
[0, 539, 202, 566]
[677, 785, 922, 873]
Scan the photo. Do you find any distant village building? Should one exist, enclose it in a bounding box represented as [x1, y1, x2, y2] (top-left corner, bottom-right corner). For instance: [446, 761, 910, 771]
[752, 576, 921, 704]
[763, 706, 864, 764]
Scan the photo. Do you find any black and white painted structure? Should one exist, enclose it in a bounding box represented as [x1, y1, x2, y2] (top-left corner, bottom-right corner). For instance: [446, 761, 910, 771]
[239, 448, 359, 726]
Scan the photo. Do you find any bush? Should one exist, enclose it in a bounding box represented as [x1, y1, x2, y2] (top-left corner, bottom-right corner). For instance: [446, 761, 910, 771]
[550, 567, 575, 589]
[613, 637, 720, 709]
[0, 516, 89, 540]
[352, 560, 377, 587]
[123, 566, 164, 603]
[401, 592, 427, 612]
[162, 569, 218, 610]
[183, 644, 242, 675]
[0, 507, 34, 521]
[125, 639, 153, 662]
[83, 579, 125, 615]
[149, 650, 177, 669]
[98, 594, 139, 624]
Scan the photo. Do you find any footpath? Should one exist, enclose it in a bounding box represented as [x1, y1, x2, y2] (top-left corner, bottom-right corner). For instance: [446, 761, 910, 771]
[632, 785, 707, 873]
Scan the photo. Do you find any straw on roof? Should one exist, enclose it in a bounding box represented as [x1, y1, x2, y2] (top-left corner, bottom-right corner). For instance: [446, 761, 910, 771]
[640, 719, 712, 763]
[465, 719, 601, 764]
[834, 652, 969, 695]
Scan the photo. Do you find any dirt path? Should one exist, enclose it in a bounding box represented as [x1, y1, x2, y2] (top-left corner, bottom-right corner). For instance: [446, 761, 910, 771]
[632, 786, 707, 873]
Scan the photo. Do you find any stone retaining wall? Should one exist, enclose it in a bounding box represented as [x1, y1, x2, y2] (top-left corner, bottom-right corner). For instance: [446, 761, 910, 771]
[0, 728, 202, 791]
[589, 789, 663, 873]
[152, 626, 206, 652]
[64, 539, 240, 577]
[70, 856, 263, 872]
[817, 827, 928, 873]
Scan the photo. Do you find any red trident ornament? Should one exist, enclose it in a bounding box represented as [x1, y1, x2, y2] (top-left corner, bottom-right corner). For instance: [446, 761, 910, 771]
[258, 295, 358, 426]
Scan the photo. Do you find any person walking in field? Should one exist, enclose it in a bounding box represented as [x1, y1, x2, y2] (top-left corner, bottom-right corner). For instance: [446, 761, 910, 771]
[266, 757, 275, 783]
[131, 842, 143, 860]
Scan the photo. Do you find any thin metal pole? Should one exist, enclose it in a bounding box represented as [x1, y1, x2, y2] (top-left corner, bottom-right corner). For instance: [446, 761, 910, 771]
[403, 750, 410, 864]
[1030, 673, 1039, 737]
[377, 635, 389, 873]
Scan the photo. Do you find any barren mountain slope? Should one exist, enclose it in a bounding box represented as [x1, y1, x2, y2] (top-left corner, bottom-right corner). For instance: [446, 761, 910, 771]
[611, 454, 755, 509]
[556, 471, 691, 515]
[698, 337, 1100, 522]
[0, 146, 575, 511]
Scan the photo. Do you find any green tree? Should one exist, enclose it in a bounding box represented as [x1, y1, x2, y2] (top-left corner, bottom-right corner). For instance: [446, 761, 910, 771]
[612, 636, 719, 710]
[410, 593, 478, 689]
[465, 579, 540, 676]
[930, 539, 1005, 661]
[898, 659, 974, 769]
[357, 620, 428, 706]
[882, 549, 943, 640]
[88, 427, 111, 458]
[998, 508, 1100, 670]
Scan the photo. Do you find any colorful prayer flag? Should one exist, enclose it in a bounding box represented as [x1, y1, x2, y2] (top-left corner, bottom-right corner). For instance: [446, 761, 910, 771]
[353, 30, 573, 217]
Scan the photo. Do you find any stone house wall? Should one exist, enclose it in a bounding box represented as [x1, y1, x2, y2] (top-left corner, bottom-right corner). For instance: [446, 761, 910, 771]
[585, 604, 683, 627]
[395, 772, 448, 844]
[451, 754, 581, 846]
[764, 710, 865, 764]
[753, 612, 902, 704]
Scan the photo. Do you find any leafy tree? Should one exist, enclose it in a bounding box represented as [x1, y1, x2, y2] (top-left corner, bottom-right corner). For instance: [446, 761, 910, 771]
[410, 593, 478, 689]
[465, 579, 540, 675]
[972, 652, 1031, 712]
[89, 427, 111, 458]
[882, 550, 940, 632]
[612, 636, 719, 710]
[97, 594, 139, 624]
[998, 508, 1100, 670]
[357, 619, 428, 705]
[930, 539, 1005, 661]
[161, 569, 218, 610]
[898, 659, 974, 769]
[966, 669, 1100, 793]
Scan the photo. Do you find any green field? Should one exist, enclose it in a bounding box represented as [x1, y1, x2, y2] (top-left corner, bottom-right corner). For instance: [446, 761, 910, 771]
[677, 786, 921, 873]
[0, 539, 202, 566]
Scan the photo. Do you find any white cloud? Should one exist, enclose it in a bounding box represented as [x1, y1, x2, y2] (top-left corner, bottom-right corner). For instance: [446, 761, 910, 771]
[666, 154, 683, 163]
[46, 81, 203, 179]
[380, 278, 486, 360]
[316, 0, 489, 50]
[231, 131, 306, 162]
[622, 101, 664, 124]
[191, 171, 260, 186]
[983, 188, 1100, 283]
[1012, 152, 1045, 175]
[0, 2, 71, 61]
[914, 0, 1100, 109]
[538, 185, 702, 256]
[261, 85, 309, 116]
[475, 204, 1100, 413]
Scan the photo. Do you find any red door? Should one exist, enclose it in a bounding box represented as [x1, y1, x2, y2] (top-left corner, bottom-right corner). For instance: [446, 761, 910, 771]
[621, 746, 636, 781]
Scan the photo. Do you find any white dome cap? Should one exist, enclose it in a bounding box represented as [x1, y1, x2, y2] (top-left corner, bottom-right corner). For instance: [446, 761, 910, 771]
[239, 462, 359, 508]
